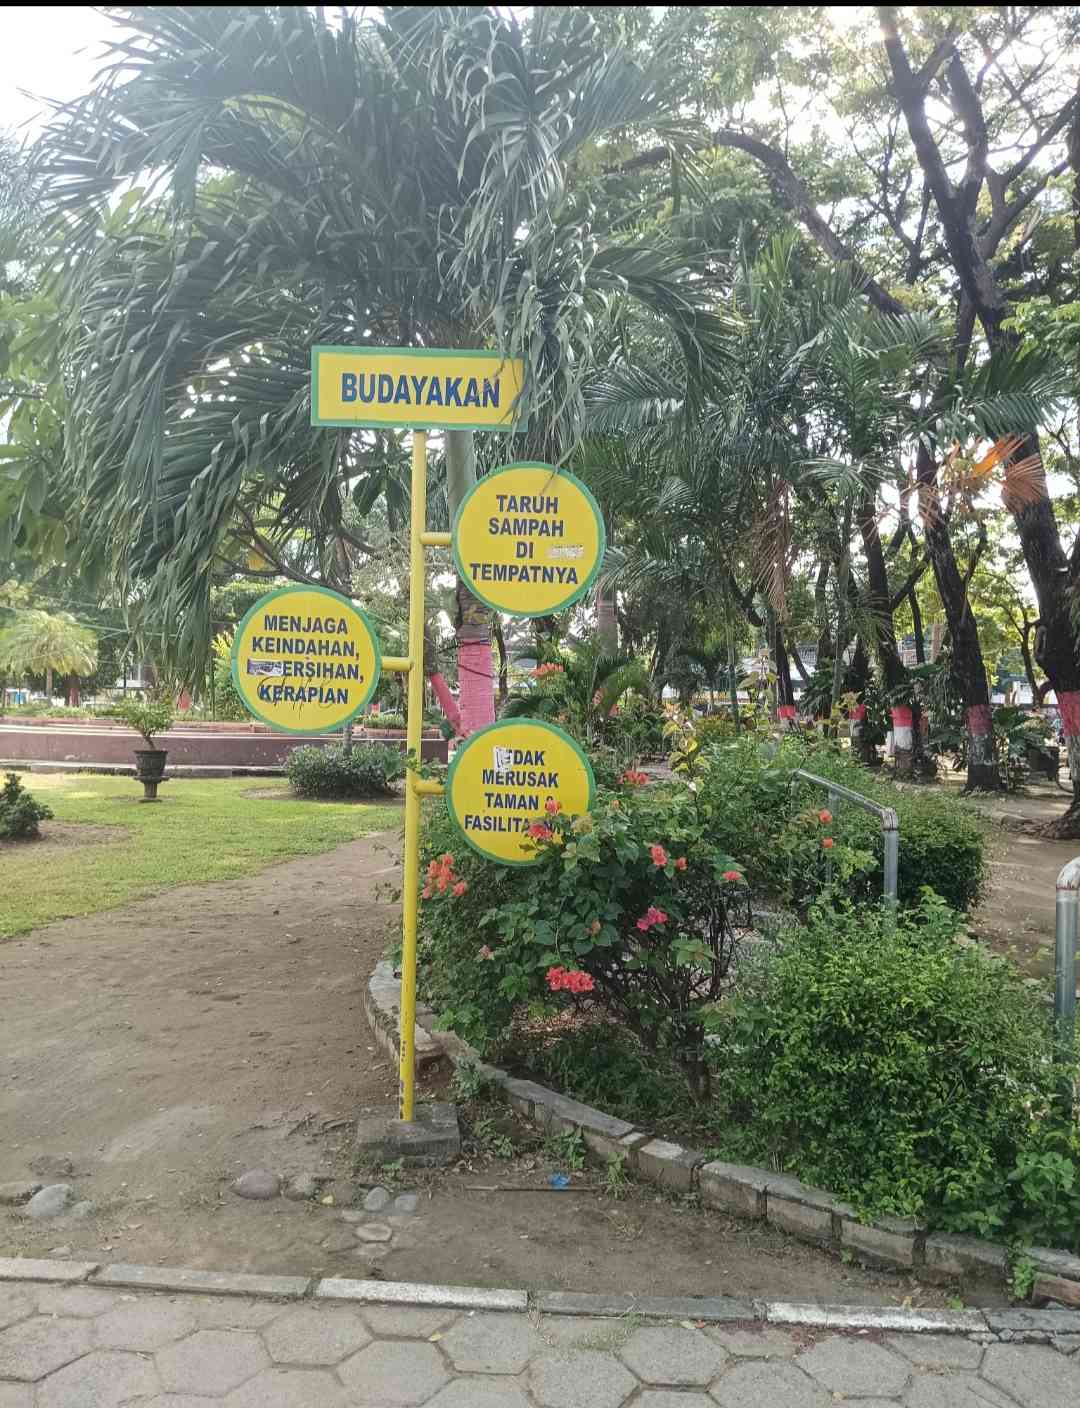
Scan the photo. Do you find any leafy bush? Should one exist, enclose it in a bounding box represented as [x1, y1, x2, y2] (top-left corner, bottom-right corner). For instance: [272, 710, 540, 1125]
[115, 696, 175, 747]
[210, 632, 248, 721]
[361, 711, 405, 730]
[286, 743, 405, 798]
[416, 802, 528, 1048]
[690, 735, 986, 913]
[0, 772, 53, 840]
[709, 893, 1080, 1246]
[488, 781, 748, 1098]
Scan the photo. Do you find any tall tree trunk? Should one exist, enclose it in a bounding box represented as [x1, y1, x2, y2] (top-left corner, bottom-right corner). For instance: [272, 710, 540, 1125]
[45, 666, 53, 700]
[772, 613, 796, 728]
[68, 675, 80, 708]
[915, 444, 999, 790]
[595, 585, 618, 652]
[856, 494, 912, 775]
[446, 430, 494, 736]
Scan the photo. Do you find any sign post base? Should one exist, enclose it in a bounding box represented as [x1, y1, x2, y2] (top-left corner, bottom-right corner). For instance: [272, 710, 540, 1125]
[355, 1103, 461, 1169]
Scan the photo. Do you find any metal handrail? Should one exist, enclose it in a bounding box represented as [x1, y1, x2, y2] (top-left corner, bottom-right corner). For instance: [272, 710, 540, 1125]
[791, 768, 899, 910]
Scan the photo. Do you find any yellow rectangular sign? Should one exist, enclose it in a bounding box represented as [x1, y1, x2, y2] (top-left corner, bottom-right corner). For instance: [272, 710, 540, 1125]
[311, 346, 526, 432]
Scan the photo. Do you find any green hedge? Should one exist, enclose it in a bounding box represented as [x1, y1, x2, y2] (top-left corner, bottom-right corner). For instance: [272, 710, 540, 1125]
[286, 743, 405, 798]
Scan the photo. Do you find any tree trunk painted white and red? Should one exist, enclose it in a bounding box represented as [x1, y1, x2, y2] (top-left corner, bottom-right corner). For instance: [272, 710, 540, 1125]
[68, 676, 80, 708]
[891, 705, 914, 779]
[966, 703, 998, 792]
[1059, 693, 1080, 808]
[778, 704, 797, 730]
[427, 670, 462, 736]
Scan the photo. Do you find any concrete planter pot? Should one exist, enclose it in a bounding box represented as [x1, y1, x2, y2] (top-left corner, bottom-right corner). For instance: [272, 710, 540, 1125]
[133, 748, 168, 801]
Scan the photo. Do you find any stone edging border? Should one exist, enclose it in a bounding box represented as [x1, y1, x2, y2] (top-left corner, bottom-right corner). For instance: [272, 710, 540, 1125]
[4, 1255, 1080, 1341]
[365, 962, 1080, 1310]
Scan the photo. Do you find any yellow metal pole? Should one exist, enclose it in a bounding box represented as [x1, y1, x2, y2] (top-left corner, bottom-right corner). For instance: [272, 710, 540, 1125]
[398, 429, 428, 1123]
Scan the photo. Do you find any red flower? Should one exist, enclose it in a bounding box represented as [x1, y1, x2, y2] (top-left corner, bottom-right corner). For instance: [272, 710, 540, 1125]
[547, 966, 595, 993]
[619, 769, 649, 786]
[675, 856, 687, 871]
[452, 881, 467, 897]
[545, 798, 561, 815]
[722, 870, 742, 882]
[818, 809, 833, 824]
[436, 873, 450, 892]
[822, 837, 834, 850]
[649, 843, 669, 868]
[421, 884, 433, 900]
[528, 822, 553, 841]
[440, 853, 454, 866]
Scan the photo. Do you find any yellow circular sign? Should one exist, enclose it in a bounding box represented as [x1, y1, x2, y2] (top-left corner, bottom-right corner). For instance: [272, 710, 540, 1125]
[452, 462, 605, 618]
[231, 585, 381, 734]
[446, 720, 595, 865]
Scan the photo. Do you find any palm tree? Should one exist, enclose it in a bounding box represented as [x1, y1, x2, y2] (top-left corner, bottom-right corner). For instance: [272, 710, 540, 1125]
[0, 609, 97, 700]
[33, 6, 726, 731]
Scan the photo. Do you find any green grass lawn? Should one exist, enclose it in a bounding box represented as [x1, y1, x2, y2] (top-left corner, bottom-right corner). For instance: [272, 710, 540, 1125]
[0, 773, 401, 939]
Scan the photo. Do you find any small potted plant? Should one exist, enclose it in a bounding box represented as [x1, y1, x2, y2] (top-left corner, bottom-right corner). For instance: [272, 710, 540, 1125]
[116, 696, 175, 801]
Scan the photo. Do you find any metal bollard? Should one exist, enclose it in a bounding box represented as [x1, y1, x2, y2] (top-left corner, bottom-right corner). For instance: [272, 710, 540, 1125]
[1054, 858, 1080, 1061]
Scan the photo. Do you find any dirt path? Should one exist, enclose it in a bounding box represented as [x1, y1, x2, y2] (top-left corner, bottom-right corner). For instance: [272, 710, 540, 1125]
[0, 830, 971, 1307]
[950, 778, 1080, 981]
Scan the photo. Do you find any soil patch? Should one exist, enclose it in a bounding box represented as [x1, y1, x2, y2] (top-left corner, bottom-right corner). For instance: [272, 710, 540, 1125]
[0, 830, 977, 1305]
[241, 787, 404, 805]
[0, 820, 127, 852]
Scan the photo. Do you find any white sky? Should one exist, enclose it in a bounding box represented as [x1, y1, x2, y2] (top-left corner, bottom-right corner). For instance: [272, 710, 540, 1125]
[0, 7, 115, 137]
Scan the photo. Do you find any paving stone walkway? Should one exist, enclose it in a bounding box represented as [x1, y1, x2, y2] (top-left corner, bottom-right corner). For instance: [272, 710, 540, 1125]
[3, 1280, 1080, 1408]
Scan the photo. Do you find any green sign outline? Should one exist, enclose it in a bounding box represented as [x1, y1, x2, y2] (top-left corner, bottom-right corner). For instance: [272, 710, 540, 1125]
[310, 345, 527, 432]
[451, 462, 606, 620]
[230, 583, 383, 736]
[445, 718, 597, 867]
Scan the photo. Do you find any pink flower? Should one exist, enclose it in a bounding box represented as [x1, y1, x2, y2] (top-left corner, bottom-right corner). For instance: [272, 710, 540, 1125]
[568, 970, 595, 993]
[620, 770, 648, 786]
[421, 884, 433, 900]
[818, 809, 833, 824]
[528, 822, 553, 841]
[440, 853, 454, 866]
[649, 843, 669, 868]
[547, 966, 595, 994]
[722, 870, 742, 882]
[675, 857, 687, 871]
[545, 798, 561, 815]
[589, 919, 601, 935]
[822, 837, 834, 850]
[546, 966, 567, 989]
[437, 873, 449, 893]
[478, 945, 493, 960]
[636, 905, 669, 932]
[452, 881, 467, 897]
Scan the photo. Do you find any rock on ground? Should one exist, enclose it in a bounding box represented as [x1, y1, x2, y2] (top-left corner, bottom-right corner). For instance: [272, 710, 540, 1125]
[232, 1169, 281, 1201]
[23, 1185, 73, 1219]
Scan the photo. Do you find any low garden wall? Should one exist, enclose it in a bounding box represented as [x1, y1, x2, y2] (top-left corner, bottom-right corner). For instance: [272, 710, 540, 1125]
[0, 718, 447, 770]
[365, 961, 1080, 1309]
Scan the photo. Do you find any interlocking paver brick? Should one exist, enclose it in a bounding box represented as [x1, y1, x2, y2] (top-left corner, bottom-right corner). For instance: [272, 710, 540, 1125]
[980, 1342, 1080, 1408]
[637, 1396, 715, 1408]
[440, 1312, 543, 1373]
[338, 1340, 451, 1405]
[706, 1326, 797, 1359]
[906, 1372, 1017, 1407]
[798, 1336, 909, 1396]
[223, 1366, 353, 1407]
[528, 1349, 638, 1408]
[0, 1315, 92, 1380]
[0, 1290, 32, 1331]
[263, 1306, 370, 1364]
[94, 1300, 197, 1351]
[618, 1326, 728, 1385]
[34, 1287, 117, 1318]
[156, 1329, 268, 1395]
[0, 1385, 32, 1408]
[710, 1360, 830, 1408]
[179, 1296, 285, 1330]
[535, 1317, 632, 1350]
[887, 1334, 983, 1370]
[425, 1378, 532, 1408]
[36, 1349, 159, 1408]
[360, 1305, 459, 1338]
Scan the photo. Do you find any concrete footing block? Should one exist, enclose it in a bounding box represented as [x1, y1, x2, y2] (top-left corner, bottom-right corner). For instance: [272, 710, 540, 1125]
[635, 1139, 705, 1193]
[0, 1258, 98, 1284]
[839, 1215, 922, 1268]
[355, 1102, 461, 1168]
[316, 1278, 526, 1311]
[923, 1233, 1007, 1282]
[699, 1161, 767, 1220]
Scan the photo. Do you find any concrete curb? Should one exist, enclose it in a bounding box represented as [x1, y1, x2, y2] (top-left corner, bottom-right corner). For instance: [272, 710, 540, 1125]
[367, 967, 1080, 1307]
[1, 1255, 1078, 1339]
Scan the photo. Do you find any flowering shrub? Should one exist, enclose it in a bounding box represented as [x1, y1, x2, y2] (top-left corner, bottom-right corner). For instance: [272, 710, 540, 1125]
[490, 783, 748, 1099]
